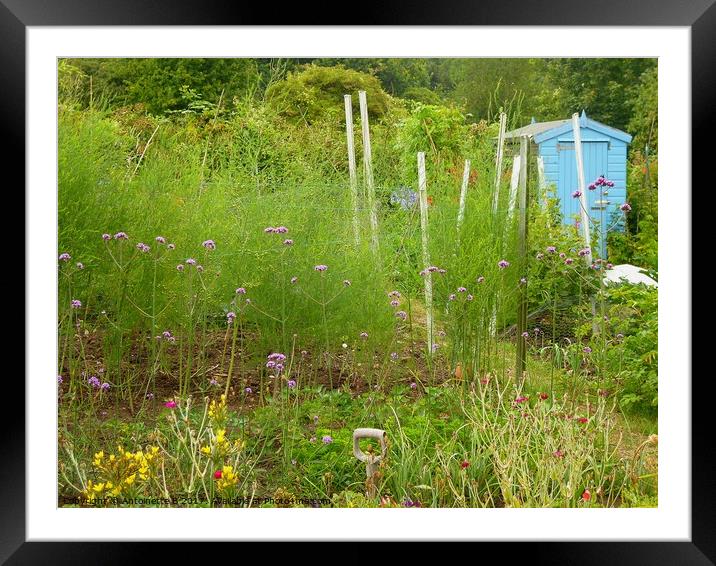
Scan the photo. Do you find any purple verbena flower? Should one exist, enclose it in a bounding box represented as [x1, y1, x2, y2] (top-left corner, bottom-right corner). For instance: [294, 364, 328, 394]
[76, 262, 84, 270]
[283, 239, 293, 246]
[114, 232, 128, 240]
[59, 253, 71, 262]
[314, 264, 328, 272]
[395, 310, 408, 320]
[572, 190, 582, 198]
[360, 332, 369, 339]
[620, 203, 632, 212]
[546, 246, 557, 254]
[290, 276, 298, 284]
[235, 287, 247, 295]
[71, 299, 82, 309]
[155, 236, 166, 244]
[202, 239, 216, 250]
[287, 379, 296, 389]
[322, 435, 333, 444]
[176, 264, 184, 271]
[136, 243, 150, 253]
[100, 382, 110, 391]
[185, 258, 196, 265]
[498, 259, 510, 269]
[343, 280, 351, 287]
[102, 233, 111, 241]
[564, 258, 574, 265]
[226, 311, 236, 324]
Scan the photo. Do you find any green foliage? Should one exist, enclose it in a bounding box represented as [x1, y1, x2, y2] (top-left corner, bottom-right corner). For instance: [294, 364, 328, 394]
[608, 155, 658, 270]
[603, 284, 658, 413]
[535, 58, 656, 133]
[265, 64, 392, 124]
[314, 58, 433, 97]
[627, 66, 658, 154]
[394, 103, 470, 175]
[66, 58, 259, 114]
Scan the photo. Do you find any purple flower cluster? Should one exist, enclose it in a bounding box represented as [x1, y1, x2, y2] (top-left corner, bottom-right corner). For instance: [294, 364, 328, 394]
[498, 259, 510, 269]
[155, 236, 166, 244]
[265, 226, 288, 234]
[114, 232, 129, 240]
[202, 239, 216, 250]
[136, 242, 151, 253]
[589, 175, 614, 190]
[88, 376, 109, 391]
[314, 264, 328, 272]
[578, 247, 591, 257]
[71, 299, 82, 309]
[620, 203, 632, 212]
[156, 330, 175, 343]
[395, 310, 408, 321]
[266, 352, 287, 374]
[226, 311, 236, 324]
[236, 287, 247, 295]
[572, 190, 582, 199]
[59, 253, 71, 262]
[287, 379, 297, 389]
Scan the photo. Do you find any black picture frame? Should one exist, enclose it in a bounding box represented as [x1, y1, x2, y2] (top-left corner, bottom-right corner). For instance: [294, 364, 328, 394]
[8, 0, 705, 560]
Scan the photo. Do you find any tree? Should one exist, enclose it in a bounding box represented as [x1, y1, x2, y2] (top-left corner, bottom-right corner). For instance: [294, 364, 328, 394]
[265, 64, 392, 124]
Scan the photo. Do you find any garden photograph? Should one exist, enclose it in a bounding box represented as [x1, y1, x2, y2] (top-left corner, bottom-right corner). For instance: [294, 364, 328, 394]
[56, 57, 659, 509]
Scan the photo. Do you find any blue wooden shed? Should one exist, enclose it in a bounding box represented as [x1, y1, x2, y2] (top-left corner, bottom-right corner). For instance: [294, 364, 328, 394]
[505, 111, 632, 258]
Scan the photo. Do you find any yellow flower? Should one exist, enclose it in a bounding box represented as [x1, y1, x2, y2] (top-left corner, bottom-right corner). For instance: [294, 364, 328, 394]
[124, 474, 136, 485]
[92, 482, 105, 493]
[216, 430, 226, 444]
[201, 446, 211, 455]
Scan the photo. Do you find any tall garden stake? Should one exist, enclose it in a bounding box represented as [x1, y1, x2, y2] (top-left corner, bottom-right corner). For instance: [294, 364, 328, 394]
[417, 152, 433, 354]
[571, 112, 593, 266]
[456, 159, 471, 238]
[515, 136, 529, 384]
[344, 94, 361, 246]
[359, 91, 380, 256]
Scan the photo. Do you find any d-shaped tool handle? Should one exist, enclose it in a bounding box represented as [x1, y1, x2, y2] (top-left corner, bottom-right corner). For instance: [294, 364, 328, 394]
[353, 428, 387, 463]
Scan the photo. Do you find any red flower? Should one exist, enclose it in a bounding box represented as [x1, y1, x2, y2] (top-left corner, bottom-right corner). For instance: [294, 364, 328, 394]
[164, 400, 177, 408]
[553, 450, 564, 458]
[460, 460, 470, 469]
[578, 417, 588, 424]
[582, 489, 591, 501]
[214, 469, 222, 480]
[539, 392, 548, 400]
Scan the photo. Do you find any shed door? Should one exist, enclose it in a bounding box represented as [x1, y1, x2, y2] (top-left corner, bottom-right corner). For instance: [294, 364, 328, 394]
[557, 141, 609, 257]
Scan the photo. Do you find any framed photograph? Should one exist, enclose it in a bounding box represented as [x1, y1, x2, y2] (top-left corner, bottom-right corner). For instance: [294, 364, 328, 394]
[11, 0, 706, 559]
